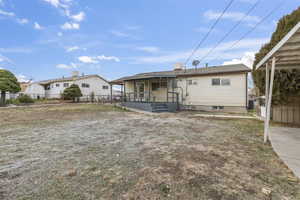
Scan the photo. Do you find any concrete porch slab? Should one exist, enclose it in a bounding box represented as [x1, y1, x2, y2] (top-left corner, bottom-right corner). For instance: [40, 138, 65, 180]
[270, 127, 300, 178]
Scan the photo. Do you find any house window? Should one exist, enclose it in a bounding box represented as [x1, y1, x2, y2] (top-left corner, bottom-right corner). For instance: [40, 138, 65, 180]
[56, 83, 60, 87]
[188, 80, 193, 85]
[212, 106, 224, 110]
[212, 78, 220, 86]
[152, 82, 160, 91]
[63, 83, 69, 88]
[221, 79, 231, 86]
[82, 83, 90, 88]
[172, 80, 178, 88]
[160, 81, 167, 88]
[102, 85, 109, 89]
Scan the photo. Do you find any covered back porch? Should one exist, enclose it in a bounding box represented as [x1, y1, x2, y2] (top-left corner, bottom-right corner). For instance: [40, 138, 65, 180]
[111, 75, 180, 112]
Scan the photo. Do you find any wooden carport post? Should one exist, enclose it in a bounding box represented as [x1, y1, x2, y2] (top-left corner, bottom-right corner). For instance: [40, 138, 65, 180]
[264, 57, 276, 143]
[264, 63, 270, 143]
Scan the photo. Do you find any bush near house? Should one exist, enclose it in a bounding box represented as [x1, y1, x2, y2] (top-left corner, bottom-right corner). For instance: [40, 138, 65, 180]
[0, 69, 21, 106]
[62, 84, 83, 102]
[253, 7, 300, 105]
[18, 95, 34, 104]
[5, 95, 35, 105]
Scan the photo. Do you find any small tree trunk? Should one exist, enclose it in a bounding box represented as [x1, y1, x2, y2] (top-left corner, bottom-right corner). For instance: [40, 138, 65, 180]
[0, 91, 6, 106]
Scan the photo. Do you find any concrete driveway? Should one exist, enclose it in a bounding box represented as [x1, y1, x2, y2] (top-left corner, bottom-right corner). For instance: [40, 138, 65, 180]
[270, 127, 300, 178]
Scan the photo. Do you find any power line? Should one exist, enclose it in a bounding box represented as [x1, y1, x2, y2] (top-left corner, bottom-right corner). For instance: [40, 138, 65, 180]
[184, 0, 235, 66]
[196, 0, 261, 64]
[228, 0, 284, 50]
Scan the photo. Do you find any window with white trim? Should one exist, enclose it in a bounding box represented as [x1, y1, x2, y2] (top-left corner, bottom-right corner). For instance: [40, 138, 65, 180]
[221, 79, 231, 86]
[212, 78, 220, 86]
[82, 83, 90, 88]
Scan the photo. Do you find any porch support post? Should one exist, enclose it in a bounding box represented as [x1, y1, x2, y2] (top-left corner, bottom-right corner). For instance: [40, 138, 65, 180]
[124, 82, 126, 102]
[172, 78, 175, 103]
[133, 80, 136, 102]
[121, 84, 124, 102]
[264, 57, 276, 143]
[110, 84, 113, 104]
[166, 77, 169, 103]
[148, 79, 151, 102]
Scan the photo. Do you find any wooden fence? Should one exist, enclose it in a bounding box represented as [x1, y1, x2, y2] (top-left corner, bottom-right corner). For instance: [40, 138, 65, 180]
[272, 105, 300, 125]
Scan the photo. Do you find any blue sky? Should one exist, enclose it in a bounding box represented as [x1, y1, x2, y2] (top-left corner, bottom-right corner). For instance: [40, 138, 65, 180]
[0, 0, 299, 82]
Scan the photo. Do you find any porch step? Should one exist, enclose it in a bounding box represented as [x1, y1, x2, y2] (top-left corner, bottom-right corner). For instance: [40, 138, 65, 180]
[151, 103, 169, 112]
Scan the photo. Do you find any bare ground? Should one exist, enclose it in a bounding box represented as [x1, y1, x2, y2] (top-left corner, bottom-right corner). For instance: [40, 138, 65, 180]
[0, 104, 299, 200]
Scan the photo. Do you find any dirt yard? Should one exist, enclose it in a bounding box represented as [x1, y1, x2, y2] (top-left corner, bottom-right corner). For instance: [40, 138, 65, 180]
[0, 104, 299, 200]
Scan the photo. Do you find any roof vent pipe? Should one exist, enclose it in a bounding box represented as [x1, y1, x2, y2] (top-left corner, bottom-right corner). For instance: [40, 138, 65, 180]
[72, 71, 79, 77]
[174, 63, 184, 71]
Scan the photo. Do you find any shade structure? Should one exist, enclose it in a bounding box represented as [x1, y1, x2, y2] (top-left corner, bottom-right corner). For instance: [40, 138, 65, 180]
[255, 22, 300, 143]
[256, 22, 300, 70]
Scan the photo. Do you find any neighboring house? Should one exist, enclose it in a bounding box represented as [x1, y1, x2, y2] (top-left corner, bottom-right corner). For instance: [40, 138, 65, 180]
[25, 72, 111, 99]
[111, 64, 251, 113]
[1, 82, 30, 100]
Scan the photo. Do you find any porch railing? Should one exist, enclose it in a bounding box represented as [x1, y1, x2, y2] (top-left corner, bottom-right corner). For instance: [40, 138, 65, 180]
[122, 92, 179, 104]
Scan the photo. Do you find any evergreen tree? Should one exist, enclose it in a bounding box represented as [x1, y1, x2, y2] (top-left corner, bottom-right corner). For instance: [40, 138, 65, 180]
[62, 84, 82, 102]
[0, 69, 21, 106]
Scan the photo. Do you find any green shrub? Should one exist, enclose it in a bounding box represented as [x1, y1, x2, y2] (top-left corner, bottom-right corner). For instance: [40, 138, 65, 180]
[5, 98, 20, 105]
[18, 95, 34, 104]
[62, 84, 82, 102]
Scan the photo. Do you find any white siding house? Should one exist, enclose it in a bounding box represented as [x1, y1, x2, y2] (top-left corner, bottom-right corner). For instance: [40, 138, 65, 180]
[25, 73, 111, 99]
[111, 64, 251, 113]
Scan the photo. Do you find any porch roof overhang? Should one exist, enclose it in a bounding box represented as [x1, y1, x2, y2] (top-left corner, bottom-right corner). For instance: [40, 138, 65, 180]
[110, 75, 176, 85]
[256, 22, 300, 70]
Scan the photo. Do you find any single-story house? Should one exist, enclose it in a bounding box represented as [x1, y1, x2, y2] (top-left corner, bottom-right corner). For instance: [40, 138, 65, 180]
[1, 82, 30, 101]
[25, 71, 111, 99]
[111, 63, 251, 112]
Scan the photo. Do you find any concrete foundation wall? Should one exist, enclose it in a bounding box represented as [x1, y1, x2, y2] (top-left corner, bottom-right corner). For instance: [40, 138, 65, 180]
[180, 104, 248, 113]
[121, 102, 178, 112]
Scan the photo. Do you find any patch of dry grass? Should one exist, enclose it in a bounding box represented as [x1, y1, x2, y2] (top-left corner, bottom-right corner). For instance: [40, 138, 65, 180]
[0, 105, 299, 200]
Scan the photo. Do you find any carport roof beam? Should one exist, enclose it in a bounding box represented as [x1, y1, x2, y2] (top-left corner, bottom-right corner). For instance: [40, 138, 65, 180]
[256, 22, 300, 70]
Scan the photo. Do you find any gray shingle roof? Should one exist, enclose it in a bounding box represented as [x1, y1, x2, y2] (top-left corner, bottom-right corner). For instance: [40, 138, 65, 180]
[111, 64, 251, 84]
[34, 74, 108, 85]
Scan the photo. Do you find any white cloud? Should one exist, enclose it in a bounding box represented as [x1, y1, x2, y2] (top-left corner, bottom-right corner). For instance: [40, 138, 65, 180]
[78, 55, 120, 63]
[43, 0, 70, 9]
[97, 55, 120, 62]
[66, 46, 80, 52]
[136, 46, 160, 53]
[56, 63, 77, 69]
[204, 10, 260, 23]
[61, 22, 80, 30]
[78, 56, 98, 64]
[131, 38, 267, 65]
[110, 30, 130, 38]
[17, 18, 29, 24]
[70, 11, 85, 22]
[223, 52, 255, 68]
[0, 9, 15, 17]
[17, 74, 30, 82]
[34, 22, 44, 30]
[0, 9, 30, 26]
[0, 47, 32, 53]
[0, 54, 12, 64]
